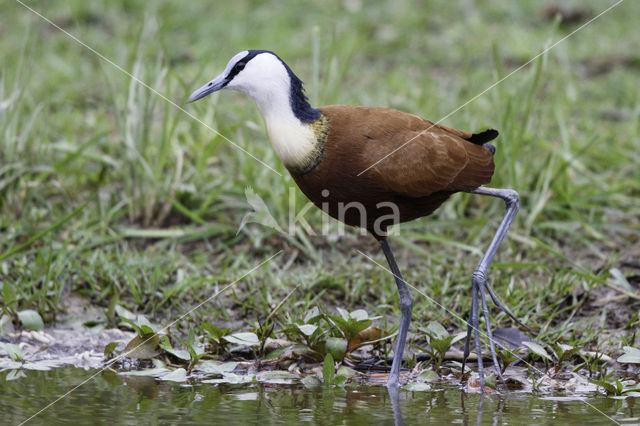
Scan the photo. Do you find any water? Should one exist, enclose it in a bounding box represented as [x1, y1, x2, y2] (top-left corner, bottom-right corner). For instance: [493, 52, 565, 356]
[1, 368, 637, 425]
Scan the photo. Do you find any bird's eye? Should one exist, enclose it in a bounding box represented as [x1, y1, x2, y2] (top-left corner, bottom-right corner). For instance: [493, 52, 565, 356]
[234, 62, 245, 72]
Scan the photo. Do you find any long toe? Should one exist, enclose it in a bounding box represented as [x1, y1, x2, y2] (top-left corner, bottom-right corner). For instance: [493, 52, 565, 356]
[461, 300, 475, 382]
[479, 280, 506, 386]
[484, 281, 530, 332]
[472, 281, 485, 393]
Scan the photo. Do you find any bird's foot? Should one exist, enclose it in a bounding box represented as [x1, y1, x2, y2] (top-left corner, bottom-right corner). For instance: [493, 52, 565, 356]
[478, 277, 505, 388]
[461, 274, 528, 393]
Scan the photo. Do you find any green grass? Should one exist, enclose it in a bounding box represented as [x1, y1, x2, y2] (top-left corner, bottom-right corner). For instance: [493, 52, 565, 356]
[1, 0, 639, 361]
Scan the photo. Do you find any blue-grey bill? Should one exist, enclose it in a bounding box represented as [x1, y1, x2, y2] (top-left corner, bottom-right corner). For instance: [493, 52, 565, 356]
[186, 75, 227, 103]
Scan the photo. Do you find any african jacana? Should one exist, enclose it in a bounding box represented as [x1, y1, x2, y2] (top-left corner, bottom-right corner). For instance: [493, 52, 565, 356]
[187, 50, 525, 392]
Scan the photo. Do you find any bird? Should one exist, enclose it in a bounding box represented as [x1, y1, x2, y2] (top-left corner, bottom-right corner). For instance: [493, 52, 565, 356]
[187, 49, 526, 392]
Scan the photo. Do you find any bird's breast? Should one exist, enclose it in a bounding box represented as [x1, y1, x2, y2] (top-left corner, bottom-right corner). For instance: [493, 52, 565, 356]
[265, 114, 327, 175]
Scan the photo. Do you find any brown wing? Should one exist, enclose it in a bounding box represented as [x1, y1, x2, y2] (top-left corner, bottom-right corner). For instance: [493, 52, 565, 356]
[321, 106, 495, 198]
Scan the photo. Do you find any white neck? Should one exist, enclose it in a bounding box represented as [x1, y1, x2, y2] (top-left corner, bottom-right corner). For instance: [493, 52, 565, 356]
[257, 94, 317, 170]
[235, 62, 318, 170]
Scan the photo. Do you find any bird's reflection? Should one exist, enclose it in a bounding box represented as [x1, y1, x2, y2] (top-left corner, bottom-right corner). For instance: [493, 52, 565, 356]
[387, 385, 404, 426]
[460, 391, 485, 426]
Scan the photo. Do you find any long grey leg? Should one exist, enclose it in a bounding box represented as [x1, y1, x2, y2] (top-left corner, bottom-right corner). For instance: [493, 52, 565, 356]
[462, 187, 521, 391]
[380, 237, 414, 389]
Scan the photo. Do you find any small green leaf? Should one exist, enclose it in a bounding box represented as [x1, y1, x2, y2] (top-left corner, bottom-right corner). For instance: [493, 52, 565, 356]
[323, 353, 335, 385]
[327, 315, 349, 336]
[1, 343, 24, 361]
[346, 319, 372, 340]
[223, 332, 260, 346]
[304, 307, 321, 323]
[263, 345, 292, 361]
[159, 335, 171, 349]
[17, 310, 44, 331]
[136, 315, 156, 335]
[119, 317, 142, 335]
[349, 309, 369, 321]
[523, 341, 551, 360]
[430, 336, 455, 356]
[297, 324, 318, 336]
[496, 347, 519, 369]
[451, 331, 467, 346]
[114, 305, 136, 321]
[555, 343, 580, 358]
[617, 346, 640, 364]
[104, 342, 118, 357]
[334, 375, 348, 387]
[557, 343, 574, 352]
[139, 325, 155, 335]
[425, 321, 448, 341]
[201, 323, 217, 337]
[615, 379, 624, 394]
[589, 379, 619, 395]
[418, 370, 440, 383]
[336, 308, 349, 321]
[161, 368, 188, 382]
[325, 337, 348, 362]
[164, 346, 191, 361]
[123, 333, 160, 359]
[336, 366, 357, 379]
[202, 322, 230, 340]
[174, 334, 205, 362]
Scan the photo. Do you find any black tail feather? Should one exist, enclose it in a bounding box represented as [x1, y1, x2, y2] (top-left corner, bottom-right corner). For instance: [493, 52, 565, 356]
[467, 129, 499, 145]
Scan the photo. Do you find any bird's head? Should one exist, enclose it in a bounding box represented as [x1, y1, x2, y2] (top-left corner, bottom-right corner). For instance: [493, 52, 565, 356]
[187, 50, 319, 123]
[187, 50, 286, 102]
